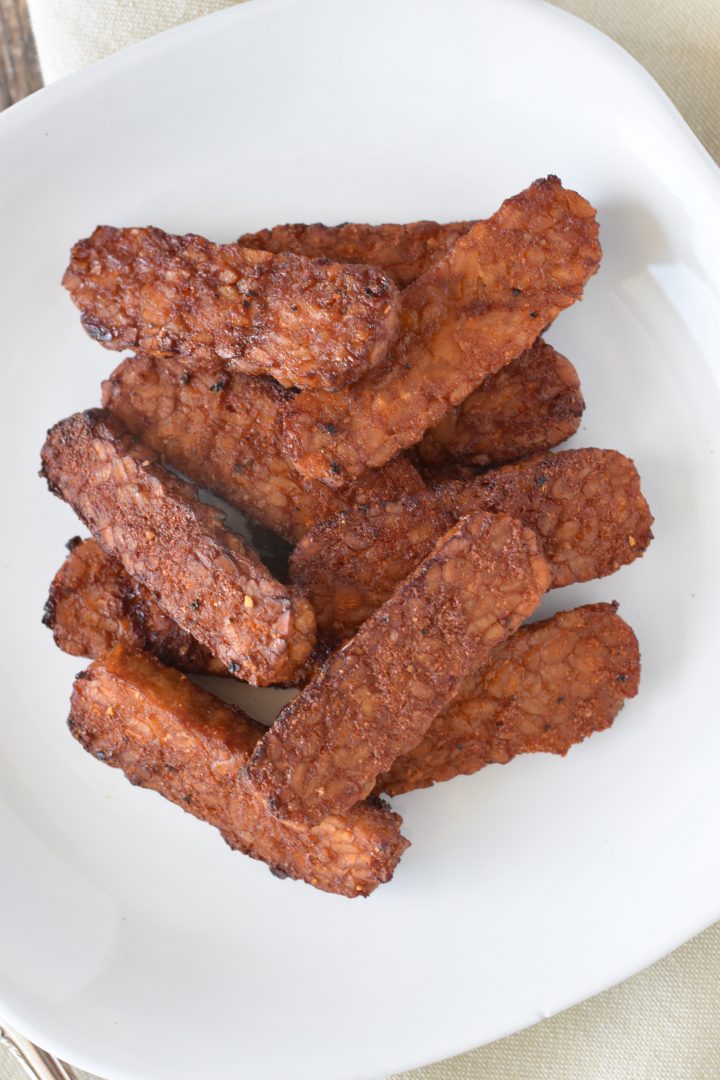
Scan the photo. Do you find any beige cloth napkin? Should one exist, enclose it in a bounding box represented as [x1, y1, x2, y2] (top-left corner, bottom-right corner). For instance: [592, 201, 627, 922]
[4, 2, 719, 1079]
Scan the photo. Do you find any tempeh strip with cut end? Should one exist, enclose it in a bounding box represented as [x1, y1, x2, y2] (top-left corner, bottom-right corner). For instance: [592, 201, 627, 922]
[40, 410, 316, 685]
[415, 339, 585, 470]
[45, 538, 227, 675]
[375, 604, 640, 795]
[69, 647, 409, 897]
[290, 448, 653, 643]
[238, 219, 475, 289]
[102, 354, 425, 545]
[246, 511, 549, 826]
[242, 225, 584, 471]
[62, 226, 398, 390]
[281, 177, 601, 485]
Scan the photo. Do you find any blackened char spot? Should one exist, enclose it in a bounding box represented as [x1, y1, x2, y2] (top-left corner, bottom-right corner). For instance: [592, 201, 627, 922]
[41, 596, 55, 628]
[365, 281, 390, 298]
[82, 318, 114, 343]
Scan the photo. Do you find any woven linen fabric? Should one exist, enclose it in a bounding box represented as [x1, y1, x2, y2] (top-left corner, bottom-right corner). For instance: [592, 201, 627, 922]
[5, 2, 719, 1079]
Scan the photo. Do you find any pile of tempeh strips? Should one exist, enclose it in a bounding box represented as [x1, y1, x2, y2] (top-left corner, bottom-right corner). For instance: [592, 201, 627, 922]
[41, 177, 653, 897]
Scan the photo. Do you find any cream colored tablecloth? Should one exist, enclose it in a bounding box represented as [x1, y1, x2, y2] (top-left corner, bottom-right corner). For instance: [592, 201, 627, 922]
[3, 2, 719, 1078]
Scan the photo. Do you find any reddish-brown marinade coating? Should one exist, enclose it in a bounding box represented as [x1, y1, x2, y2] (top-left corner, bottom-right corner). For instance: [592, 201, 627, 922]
[289, 449, 653, 644]
[375, 604, 640, 795]
[238, 219, 475, 289]
[281, 177, 601, 486]
[246, 512, 550, 826]
[415, 339, 585, 469]
[241, 224, 583, 468]
[69, 648, 408, 897]
[62, 226, 399, 390]
[40, 410, 316, 685]
[45, 538, 226, 675]
[102, 354, 425, 544]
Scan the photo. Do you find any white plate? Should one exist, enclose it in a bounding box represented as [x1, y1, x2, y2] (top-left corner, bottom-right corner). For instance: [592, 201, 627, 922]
[1, 1, 720, 1077]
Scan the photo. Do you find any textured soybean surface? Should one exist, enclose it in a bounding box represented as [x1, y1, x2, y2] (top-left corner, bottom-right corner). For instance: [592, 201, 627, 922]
[45, 538, 226, 675]
[242, 223, 584, 470]
[376, 604, 640, 795]
[63, 226, 398, 390]
[246, 511, 549, 825]
[40, 410, 316, 685]
[69, 648, 408, 897]
[281, 177, 601, 485]
[239, 218, 474, 289]
[290, 448, 653, 643]
[416, 339, 585, 470]
[103, 354, 424, 544]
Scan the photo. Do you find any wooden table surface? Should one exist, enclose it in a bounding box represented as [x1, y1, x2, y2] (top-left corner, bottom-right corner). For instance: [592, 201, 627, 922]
[0, 0, 42, 110]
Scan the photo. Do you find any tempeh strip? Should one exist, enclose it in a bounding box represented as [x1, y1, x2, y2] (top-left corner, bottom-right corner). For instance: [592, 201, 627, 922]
[246, 511, 549, 825]
[62, 226, 398, 390]
[102, 354, 425, 544]
[69, 647, 409, 897]
[375, 604, 640, 795]
[290, 449, 653, 643]
[40, 410, 315, 685]
[45, 538, 227, 675]
[281, 177, 601, 485]
[242, 225, 584, 471]
[415, 340, 585, 470]
[238, 219, 474, 289]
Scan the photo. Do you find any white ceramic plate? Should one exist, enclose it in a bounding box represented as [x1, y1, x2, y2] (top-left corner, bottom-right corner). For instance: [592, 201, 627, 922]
[1, 1, 720, 1077]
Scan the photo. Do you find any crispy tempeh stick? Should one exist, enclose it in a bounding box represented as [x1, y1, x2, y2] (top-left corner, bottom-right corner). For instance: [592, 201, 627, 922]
[246, 512, 549, 825]
[242, 225, 584, 471]
[289, 449, 653, 643]
[238, 219, 474, 289]
[281, 177, 601, 486]
[415, 340, 585, 470]
[62, 226, 398, 390]
[69, 647, 409, 897]
[241, 221, 585, 468]
[45, 538, 227, 674]
[40, 410, 316, 685]
[102, 354, 425, 544]
[375, 604, 640, 795]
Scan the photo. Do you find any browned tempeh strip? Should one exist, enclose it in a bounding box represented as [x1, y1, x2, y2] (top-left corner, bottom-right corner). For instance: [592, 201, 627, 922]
[289, 449, 654, 644]
[281, 177, 601, 486]
[238, 219, 475, 289]
[69, 647, 409, 897]
[102, 354, 425, 544]
[246, 512, 549, 825]
[62, 226, 398, 390]
[40, 410, 316, 685]
[375, 604, 640, 796]
[415, 339, 585, 470]
[242, 226, 584, 470]
[45, 538, 227, 675]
